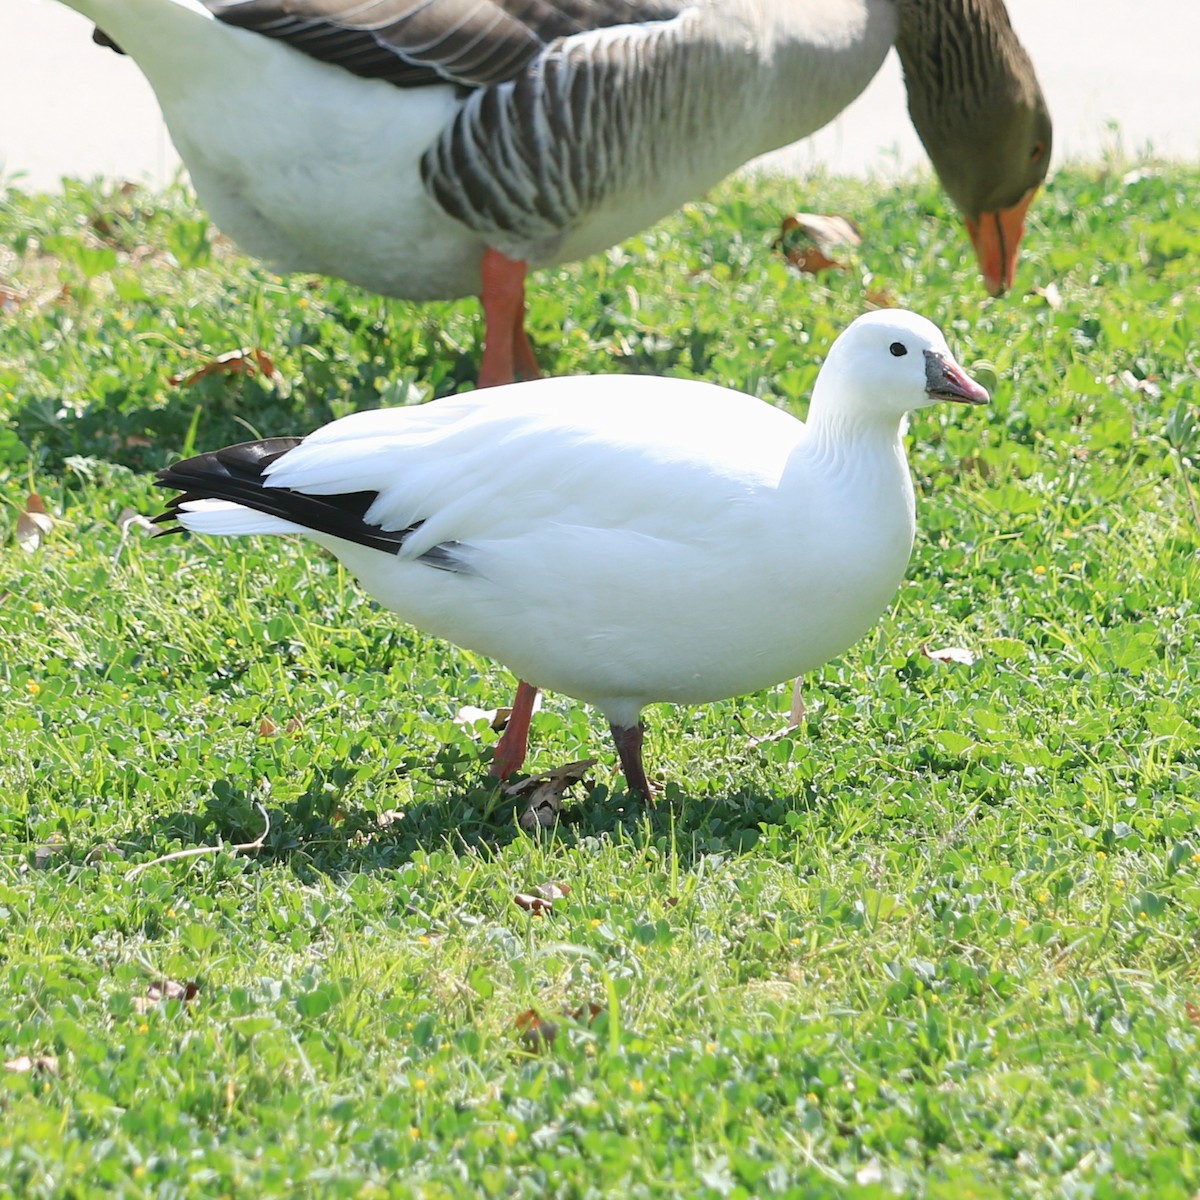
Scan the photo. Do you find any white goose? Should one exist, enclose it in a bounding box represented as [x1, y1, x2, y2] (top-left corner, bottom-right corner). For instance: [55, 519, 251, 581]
[156, 309, 989, 799]
[64, 0, 1050, 385]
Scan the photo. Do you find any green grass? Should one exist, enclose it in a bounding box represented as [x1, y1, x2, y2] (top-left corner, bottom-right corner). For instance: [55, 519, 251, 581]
[1, 160, 1198, 1197]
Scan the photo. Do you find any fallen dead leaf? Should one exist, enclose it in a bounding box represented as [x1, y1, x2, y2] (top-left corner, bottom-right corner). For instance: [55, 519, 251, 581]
[515, 1008, 558, 1052]
[534, 881, 570, 902]
[505, 759, 596, 830]
[1114, 369, 1161, 400]
[0, 282, 25, 312]
[1186, 1002, 1200, 1026]
[455, 692, 542, 732]
[1032, 281, 1063, 310]
[567, 1002, 604, 1024]
[514, 892, 553, 915]
[117, 507, 157, 537]
[865, 288, 898, 309]
[4, 1054, 59, 1075]
[133, 979, 200, 1012]
[168, 347, 279, 388]
[16, 493, 54, 552]
[776, 212, 863, 276]
[922, 644, 978, 666]
[258, 716, 278, 737]
[34, 838, 68, 869]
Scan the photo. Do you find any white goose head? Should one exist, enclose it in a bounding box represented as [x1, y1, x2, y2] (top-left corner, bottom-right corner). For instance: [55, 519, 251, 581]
[808, 310, 990, 428]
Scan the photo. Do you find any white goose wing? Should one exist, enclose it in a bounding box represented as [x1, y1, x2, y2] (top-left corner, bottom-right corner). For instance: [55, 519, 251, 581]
[260, 375, 804, 561]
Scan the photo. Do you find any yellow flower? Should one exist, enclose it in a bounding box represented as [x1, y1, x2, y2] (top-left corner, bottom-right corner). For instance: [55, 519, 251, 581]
[412, 1077, 426, 1092]
[407, 1127, 420, 1142]
[629, 1079, 644, 1094]
[1033, 565, 1047, 576]
[25, 680, 40, 696]
[30, 602, 43, 614]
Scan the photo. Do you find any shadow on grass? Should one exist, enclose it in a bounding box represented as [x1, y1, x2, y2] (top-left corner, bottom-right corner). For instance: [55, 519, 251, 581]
[108, 751, 825, 881]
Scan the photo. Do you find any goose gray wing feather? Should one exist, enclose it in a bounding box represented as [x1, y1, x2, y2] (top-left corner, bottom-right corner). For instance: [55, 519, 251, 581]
[420, 7, 734, 247]
[207, 0, 684, 89]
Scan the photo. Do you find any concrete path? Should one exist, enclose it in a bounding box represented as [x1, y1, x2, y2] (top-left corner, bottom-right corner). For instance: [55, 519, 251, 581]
[2, 0, 1198, 192]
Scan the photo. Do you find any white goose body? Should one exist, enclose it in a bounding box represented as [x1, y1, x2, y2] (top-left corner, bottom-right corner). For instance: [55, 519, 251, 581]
[159, 310, 988, 789]
[63, 0, 896, 302]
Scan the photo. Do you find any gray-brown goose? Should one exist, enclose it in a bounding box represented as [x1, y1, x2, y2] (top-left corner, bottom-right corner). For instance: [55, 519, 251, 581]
[64, 0, 1051, 387]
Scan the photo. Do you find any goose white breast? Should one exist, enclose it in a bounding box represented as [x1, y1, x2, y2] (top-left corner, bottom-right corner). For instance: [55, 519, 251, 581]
[157, 309, 990, 800]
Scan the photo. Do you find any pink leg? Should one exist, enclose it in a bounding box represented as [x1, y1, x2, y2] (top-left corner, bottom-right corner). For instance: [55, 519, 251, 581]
[478, 248, 539, 388]
[490, 679, 539, 780]
[609, 721, 656, 804]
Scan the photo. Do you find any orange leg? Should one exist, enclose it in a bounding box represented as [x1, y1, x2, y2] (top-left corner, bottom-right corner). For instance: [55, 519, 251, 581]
[490, 679, 539, 780]
[478, 247, 540, 388]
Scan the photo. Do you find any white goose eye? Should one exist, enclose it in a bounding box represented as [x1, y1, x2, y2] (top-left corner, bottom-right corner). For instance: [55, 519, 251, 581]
[889, 342, 907, 357]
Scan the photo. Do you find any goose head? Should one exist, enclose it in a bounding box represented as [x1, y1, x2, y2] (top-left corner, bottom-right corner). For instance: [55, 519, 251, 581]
[809, 310, 989, 427]
[895, 0, 1053, 297]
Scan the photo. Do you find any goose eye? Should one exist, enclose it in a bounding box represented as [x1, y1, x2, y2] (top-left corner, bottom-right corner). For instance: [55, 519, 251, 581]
[889, 342, 907, 357]
[1031, 140, 1046, 164]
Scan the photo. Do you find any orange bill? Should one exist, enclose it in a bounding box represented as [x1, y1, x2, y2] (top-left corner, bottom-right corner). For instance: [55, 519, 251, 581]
[965, 186, 1038, 297]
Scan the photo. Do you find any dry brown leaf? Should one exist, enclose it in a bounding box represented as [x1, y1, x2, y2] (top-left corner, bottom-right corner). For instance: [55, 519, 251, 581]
[505, 758, 596, 830]
[169, 347, 279, 388]
[777, 212, 863, 276]
[515, 1008, 558, 1052]
[788, 246, 843, 274]
[534, 881, 570, 902]
[133, 979, 200, 1012]
[4, 1054, 59, 1075]
[16, 493, 54, 552]
[258, 716, 278, 737]
[922, 644, 978, 666]
[865, 288, 898, 309]
[514, 892, 553, 915]
[567, 1002, 604, 1025]
[1186, 1002, 1200, 1026]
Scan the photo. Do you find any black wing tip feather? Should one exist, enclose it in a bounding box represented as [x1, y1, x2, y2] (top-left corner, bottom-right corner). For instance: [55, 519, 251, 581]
[153, 436, 437, 561]
[154, 436, 305, 533]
